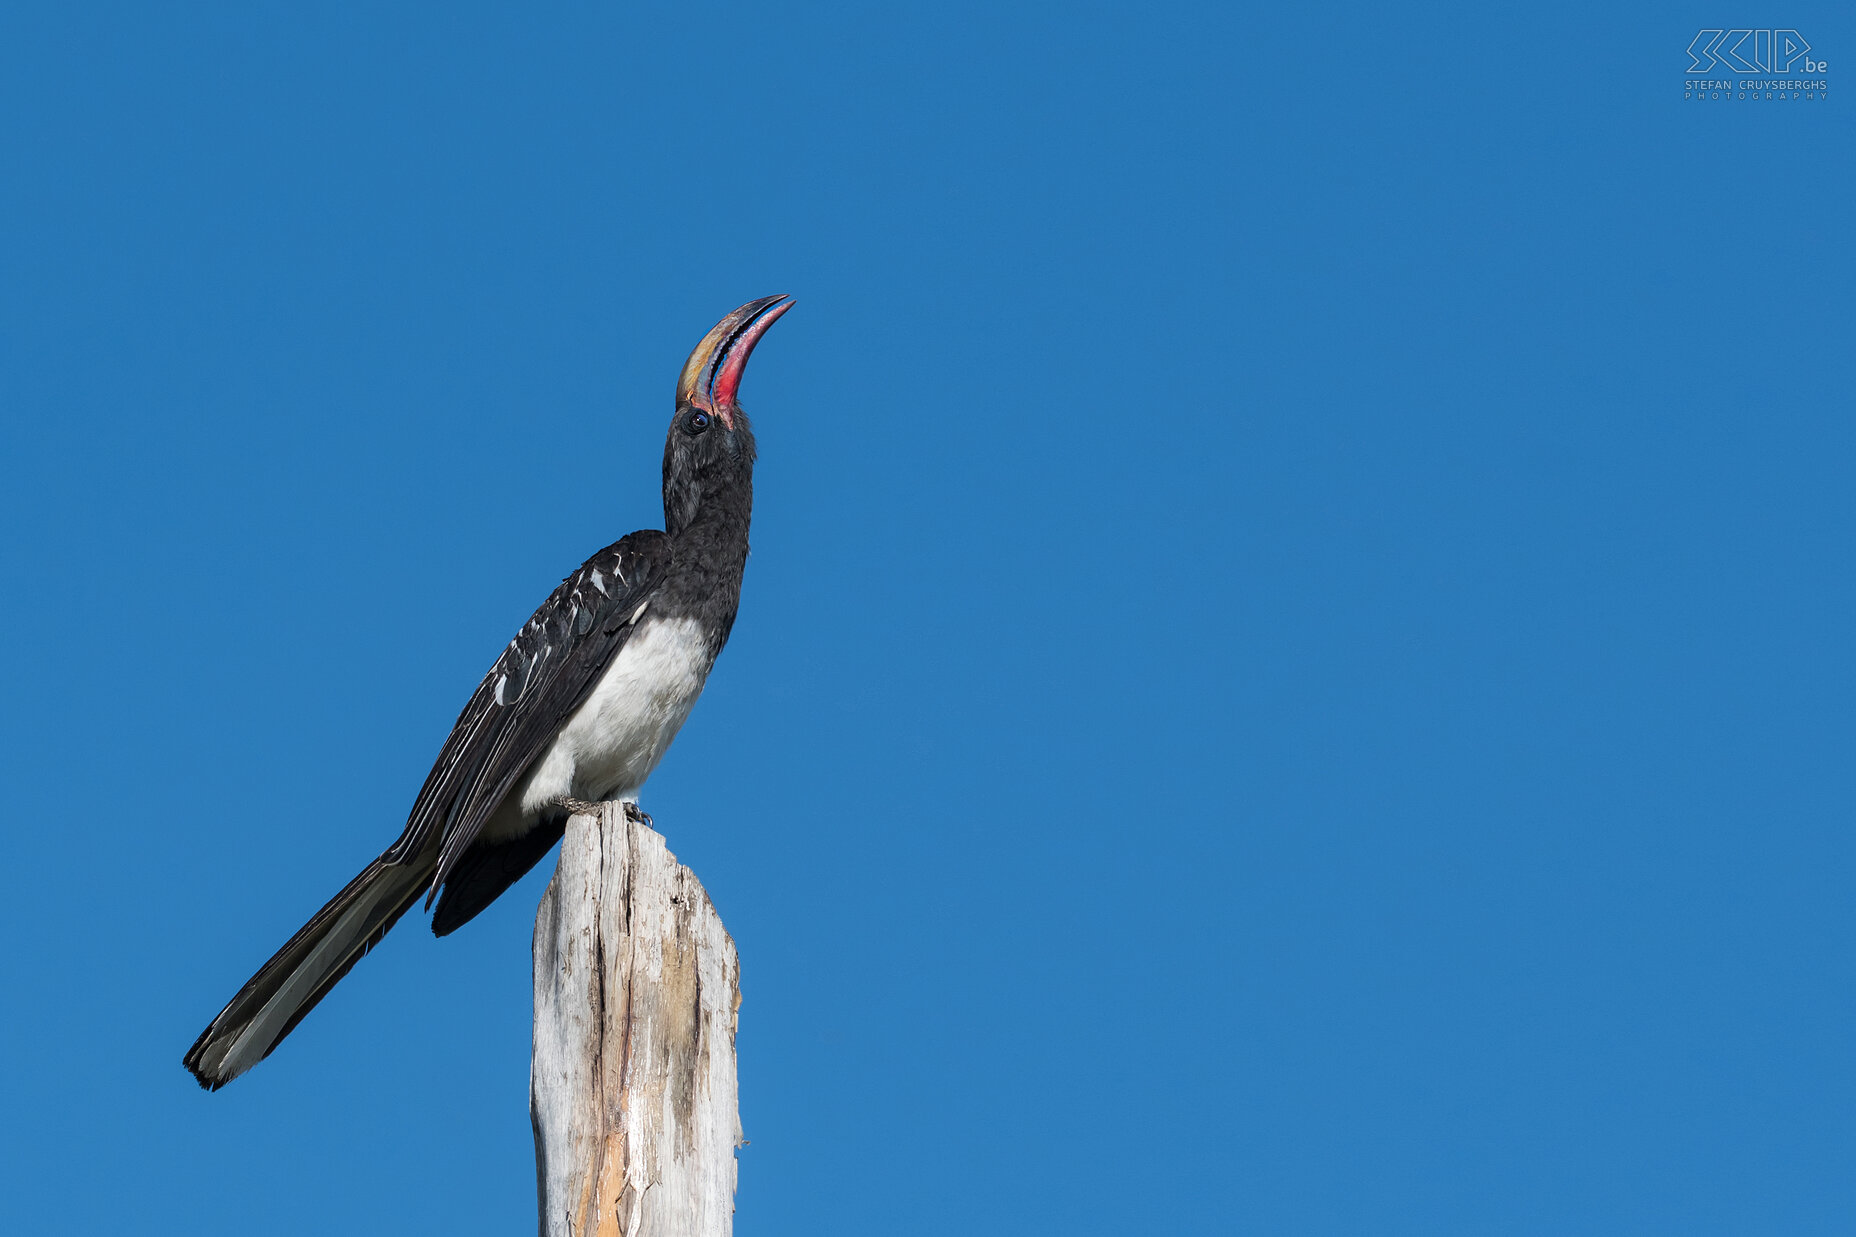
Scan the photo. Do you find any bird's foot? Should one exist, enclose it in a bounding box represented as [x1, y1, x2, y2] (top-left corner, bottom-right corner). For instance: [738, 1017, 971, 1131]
[549, 796, 652, 829]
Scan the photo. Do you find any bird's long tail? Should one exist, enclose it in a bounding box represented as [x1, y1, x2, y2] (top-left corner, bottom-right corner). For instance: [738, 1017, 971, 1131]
[183, 854, 433, 1090]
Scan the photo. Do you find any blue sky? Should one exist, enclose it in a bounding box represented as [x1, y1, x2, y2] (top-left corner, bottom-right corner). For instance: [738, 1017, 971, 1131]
[1, 3, 1851, 1234]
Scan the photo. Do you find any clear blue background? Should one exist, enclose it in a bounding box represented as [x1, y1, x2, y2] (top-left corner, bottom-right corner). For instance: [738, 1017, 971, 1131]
[1, 3, 1850, 1233]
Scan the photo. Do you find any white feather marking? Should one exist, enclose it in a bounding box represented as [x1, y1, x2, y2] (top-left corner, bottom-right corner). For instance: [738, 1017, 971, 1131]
[510, 615, 711, 820]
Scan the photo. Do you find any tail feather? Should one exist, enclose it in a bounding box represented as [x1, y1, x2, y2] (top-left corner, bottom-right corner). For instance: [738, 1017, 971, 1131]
[183, 855, 433, 1090]
[431, 817, 567, 937]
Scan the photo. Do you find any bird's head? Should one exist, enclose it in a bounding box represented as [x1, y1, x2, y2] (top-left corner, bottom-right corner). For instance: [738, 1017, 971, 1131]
[664, 294, 793, 536]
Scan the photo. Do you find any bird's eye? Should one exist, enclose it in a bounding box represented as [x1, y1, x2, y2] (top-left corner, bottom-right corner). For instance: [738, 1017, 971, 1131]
[685, 411, 711, 435]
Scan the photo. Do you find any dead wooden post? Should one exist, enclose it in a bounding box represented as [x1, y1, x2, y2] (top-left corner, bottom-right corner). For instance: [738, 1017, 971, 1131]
[531, 802, 743, 1237]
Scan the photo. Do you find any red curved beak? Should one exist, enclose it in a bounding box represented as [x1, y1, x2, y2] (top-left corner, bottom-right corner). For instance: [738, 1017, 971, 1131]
[676, 295, 795, 428]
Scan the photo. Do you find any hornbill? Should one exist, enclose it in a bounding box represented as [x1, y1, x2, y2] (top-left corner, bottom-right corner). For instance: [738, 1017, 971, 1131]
[184, 295, 793, 1090]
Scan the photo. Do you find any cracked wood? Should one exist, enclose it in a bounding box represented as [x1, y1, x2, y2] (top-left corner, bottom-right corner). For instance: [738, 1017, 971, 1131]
[531, 803, 742, 1237]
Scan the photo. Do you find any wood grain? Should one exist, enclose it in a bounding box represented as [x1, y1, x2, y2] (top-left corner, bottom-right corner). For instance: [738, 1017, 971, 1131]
[532, 803, 742, 1237]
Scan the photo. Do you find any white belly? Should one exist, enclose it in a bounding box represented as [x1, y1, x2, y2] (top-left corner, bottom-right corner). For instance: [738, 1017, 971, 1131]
[503, 614, 713, 824]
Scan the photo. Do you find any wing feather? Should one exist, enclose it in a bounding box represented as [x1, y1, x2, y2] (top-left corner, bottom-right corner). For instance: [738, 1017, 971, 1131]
[380, 530, 670, 890]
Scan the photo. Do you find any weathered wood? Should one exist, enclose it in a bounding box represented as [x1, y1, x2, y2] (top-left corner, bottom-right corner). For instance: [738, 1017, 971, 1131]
[532, 803, 742, 1237]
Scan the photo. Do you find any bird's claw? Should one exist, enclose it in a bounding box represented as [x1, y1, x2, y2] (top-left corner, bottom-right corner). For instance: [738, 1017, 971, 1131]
[550, 796, 653, 829]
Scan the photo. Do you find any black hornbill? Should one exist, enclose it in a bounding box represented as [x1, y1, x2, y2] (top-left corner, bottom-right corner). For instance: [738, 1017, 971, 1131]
[184, 295, 793, 1089]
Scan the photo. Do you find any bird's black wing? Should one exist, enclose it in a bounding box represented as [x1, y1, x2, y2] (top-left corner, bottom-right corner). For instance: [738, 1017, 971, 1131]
[381, 529, 671, 896]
